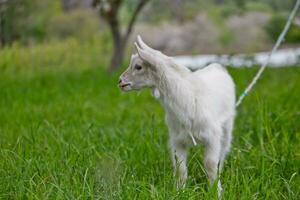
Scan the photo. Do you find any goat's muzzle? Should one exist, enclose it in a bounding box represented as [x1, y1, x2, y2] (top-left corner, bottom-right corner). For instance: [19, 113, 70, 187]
[118, 78, 131, 91]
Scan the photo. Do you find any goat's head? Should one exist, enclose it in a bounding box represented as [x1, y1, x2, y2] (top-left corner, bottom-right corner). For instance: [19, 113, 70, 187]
[119, 35, 166, 92]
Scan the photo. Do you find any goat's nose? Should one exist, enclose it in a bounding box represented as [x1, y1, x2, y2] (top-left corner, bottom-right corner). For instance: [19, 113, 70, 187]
[118, 78, 122, 84]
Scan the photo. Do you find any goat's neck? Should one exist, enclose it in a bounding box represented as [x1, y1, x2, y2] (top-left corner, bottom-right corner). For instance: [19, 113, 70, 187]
[153, 66, 195, 123]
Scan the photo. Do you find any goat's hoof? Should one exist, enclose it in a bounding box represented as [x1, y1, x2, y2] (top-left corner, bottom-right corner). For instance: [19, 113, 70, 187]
[176, 180, 186, 190]
[217, 181, 223, 199]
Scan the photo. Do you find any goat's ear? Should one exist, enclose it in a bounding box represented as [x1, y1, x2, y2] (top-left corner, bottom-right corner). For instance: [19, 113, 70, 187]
[131, 53, 138, 60]
[134, 42, 157, 67]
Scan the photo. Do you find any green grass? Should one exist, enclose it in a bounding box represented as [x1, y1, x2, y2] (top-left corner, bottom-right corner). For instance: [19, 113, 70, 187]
[0, 43, 300, 199]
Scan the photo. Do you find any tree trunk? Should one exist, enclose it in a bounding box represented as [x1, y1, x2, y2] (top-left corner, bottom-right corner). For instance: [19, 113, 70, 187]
[108, 17, 124, 72]
[0, 1, 6, 46]
[109, 37, 125, 72]
[0, 10, 4, 46]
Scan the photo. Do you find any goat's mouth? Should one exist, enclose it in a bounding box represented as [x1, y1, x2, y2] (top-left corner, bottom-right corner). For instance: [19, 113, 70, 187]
[119, 83, 132, 91]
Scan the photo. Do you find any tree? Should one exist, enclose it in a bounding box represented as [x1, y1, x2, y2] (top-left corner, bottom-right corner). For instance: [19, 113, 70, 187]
[0, 0, 48, 46]
[61, 0, 93, 11]
[93, 0, 149, 72]
[0, 0, 33, 46]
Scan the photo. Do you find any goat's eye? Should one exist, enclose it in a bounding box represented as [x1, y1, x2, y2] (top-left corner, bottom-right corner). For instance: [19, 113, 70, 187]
[135, 65, 142, 70]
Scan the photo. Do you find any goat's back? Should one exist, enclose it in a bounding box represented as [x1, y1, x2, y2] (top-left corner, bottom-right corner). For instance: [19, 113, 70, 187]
[191, 63, 236, 123]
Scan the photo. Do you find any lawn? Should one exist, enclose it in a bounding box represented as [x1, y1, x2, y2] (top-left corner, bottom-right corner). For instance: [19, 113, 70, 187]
[0, 43, 299, 199]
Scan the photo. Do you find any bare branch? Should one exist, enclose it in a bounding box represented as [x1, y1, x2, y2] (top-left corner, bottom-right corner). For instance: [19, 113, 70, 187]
[123, 0, 149, 45]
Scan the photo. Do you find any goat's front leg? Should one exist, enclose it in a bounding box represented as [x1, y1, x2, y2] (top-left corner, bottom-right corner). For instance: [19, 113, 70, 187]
[204, 134, 223, 197]
[170, 139, 188, 189]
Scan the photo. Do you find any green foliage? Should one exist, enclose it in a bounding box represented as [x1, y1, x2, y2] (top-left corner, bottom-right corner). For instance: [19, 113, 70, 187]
[244, 1, 273, 12]
[233, 0, 246, 10]
[0, 0, 297, 48]
[212, 0, 295, 11]
[286, 26, 300, 43]
[264, 0, 295, 11]
[0, 0, 104, 45]
[207, 5, 240, 23]
[0, 0, 60, 46]
[0, 36, 112, 76]
[0, 43, 300, 198]
[206, 6, 235, 48]
[265, 14, 300, 43]
[47, 10, 101, 41]
[0, 0, 34, 45]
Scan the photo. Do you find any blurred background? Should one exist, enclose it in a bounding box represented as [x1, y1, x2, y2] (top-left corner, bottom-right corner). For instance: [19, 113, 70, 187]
[1, 1, 300, 199]
[1, 0, 300, 72]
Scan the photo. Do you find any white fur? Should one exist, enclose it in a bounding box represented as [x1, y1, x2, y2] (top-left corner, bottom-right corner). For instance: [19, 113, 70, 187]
[119, 36, 236, 196]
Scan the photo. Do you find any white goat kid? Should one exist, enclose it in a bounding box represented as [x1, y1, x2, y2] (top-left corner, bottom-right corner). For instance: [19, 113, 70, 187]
[119, 36, 236, 195]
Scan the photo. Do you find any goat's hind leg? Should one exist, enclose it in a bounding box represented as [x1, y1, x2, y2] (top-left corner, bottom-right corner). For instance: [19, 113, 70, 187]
[204, 130, 223, 197]
[219, 118, 234, 171]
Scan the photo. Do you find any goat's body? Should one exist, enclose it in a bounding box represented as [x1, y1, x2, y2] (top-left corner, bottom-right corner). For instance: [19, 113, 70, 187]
[155, 62, 235, 192]
[157, 63, 235, 145]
